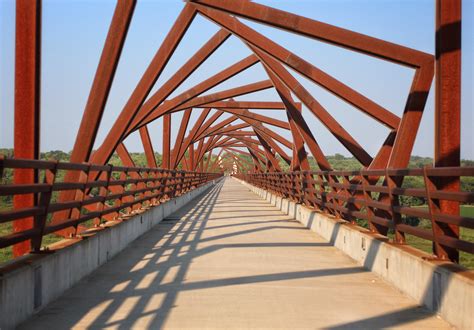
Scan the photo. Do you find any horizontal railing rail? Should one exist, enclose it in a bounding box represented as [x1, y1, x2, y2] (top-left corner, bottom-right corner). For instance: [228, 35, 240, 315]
[0, 157, 221, 255]
[235, 167, 474, 262]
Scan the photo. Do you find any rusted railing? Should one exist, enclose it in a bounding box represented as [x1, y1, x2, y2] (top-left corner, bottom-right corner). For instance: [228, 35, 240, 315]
[0, 157, 221, 253]
[235, 167, 474, 261]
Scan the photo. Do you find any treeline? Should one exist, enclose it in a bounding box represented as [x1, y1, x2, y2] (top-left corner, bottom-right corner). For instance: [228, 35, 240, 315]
[0, 148, 472, 211]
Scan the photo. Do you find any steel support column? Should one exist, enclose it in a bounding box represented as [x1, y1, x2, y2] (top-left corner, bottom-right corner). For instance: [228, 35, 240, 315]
[433, 0, 461, 262]
[13, 0, 41, 256]
[139, 126, 157, 167]
[162, 113, 171, 168]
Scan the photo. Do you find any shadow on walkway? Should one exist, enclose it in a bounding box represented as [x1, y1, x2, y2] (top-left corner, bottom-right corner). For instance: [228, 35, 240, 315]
[20, 178, 450, 329]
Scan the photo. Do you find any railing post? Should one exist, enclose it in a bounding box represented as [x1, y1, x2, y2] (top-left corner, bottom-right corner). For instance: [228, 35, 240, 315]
[361, 173, 377, 233]
[95, 164, 113, 226]
[423, 166, 459, 261]
[31, 161, 58, 252]
[385, 169, 405, 244]
[328, 173, 341, 218]
[13, 0, 42, 257]
[432, 0, 461, 263]
[342, 174, 356, 224]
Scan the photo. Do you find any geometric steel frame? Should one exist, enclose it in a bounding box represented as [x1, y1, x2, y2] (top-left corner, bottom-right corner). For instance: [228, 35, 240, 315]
[10, 0, 462, 262]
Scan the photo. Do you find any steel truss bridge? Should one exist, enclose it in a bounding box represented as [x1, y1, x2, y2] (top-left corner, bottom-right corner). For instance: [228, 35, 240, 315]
[0, 1, 472, 329]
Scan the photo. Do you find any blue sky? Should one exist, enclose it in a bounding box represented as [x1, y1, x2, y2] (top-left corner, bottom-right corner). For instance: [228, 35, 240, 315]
[0, 0, 472, 159]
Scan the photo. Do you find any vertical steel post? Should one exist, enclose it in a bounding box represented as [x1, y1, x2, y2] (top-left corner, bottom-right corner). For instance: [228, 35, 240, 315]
[163, 113, 171, 168]
[434, 0, 461, 262]
[13, 0, 41, 257]
[139, 125, 158, 167]
[189, 143, 195, 170]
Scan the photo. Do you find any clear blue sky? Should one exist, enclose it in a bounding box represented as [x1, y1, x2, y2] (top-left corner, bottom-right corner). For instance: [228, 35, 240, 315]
[0, 0, 473, 159]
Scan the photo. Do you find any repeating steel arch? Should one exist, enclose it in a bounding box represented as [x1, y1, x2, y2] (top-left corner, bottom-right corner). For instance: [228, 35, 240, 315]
[49, 0, 435, 232]
[63, 0, 435, 174]
[7, 0, 469, 263]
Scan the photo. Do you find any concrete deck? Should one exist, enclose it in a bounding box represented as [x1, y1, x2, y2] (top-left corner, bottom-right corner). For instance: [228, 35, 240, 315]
[21, 178, 451, 329]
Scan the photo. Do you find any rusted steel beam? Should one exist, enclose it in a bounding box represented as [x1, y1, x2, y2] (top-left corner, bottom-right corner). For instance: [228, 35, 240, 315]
[171, 80, 273, 112]
[223, 151, 249, 171]
[237, 114, 293, 155]
[53, 1, 136, 234]
[192, 5, 400, 130]
[246, 146, 265, 172]
[261, 59, 331, 170]
[197, 117, 285, 169]
[222, 135, 260, 145]
[90, 5, 197, 166]
[188, 143, 195, 170]
[194, 116, 238, 144]
[70, 0, 136, 164]
[204, 151, 213, 172]
[128, 29, 230, 132]
[254, 131, 281, 171]
[13, 0, 41, 256]
[162, 113, 171, 168]
[387, 65, 434, 167]
[198, 136, 220, 167]
[202, 125, 253, 139]
[218, 130, 254, 137]
[116, 143, 136, 167]
[197, 101, 289, 109]
[223, 147, 252, 157]
[189, 0, 432, 67]
[251, 46, 372, 166]
[176, 111, 231, 166]
[287, 111, 309, 172]
[193, 110, 224, 141]
[194, 111, 287, 142]
[223, 151, 247, 169]
[139, 126, 157, 167]
[217, 142, 249, 148]
[171, 109, 193, 168]
[223, 108, 290, 130]
[115, 143, 142, 210]
[207, 135, 232, 152]
[220, 110, 291, 149]
[175, 108, 212, 165]
[194, 139, 204, 170]
[366, 131, 396, 170]
[210, 149, 225, 172]
[181, 153, 189, 170]
[435, 0, 461, 168]
[134, 55, 259, 129]
[432, 0, 461, 262]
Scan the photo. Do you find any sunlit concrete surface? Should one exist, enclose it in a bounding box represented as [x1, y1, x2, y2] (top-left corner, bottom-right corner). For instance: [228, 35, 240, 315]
[20, 178, 451, 329]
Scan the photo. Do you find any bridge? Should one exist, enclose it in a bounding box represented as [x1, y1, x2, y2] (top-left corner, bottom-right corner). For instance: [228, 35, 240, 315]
[0, 0, 472, 329]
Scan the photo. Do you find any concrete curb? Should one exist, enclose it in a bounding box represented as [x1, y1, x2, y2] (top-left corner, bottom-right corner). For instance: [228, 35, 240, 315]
[0, 179, 220, 330]
[236, 178, 473, 330]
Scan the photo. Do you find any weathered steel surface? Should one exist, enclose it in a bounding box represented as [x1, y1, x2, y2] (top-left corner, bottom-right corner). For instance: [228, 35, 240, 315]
[433, 0, 462, 261]
[4, 0, 468, 264]
[13, 0, 42, 256]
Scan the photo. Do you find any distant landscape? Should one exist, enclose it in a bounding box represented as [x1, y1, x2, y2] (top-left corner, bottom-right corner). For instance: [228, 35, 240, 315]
[0, 149, 473, 267]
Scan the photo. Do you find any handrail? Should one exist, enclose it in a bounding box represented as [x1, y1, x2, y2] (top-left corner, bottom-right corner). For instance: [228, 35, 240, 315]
[0, 158, 221, 255]
[234, 167, 474, 262]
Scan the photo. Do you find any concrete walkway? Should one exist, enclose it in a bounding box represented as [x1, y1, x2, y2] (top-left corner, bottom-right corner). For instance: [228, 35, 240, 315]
[21, 178, 451, 329]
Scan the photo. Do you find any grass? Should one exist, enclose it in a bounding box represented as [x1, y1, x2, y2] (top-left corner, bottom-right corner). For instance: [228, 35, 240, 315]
[353, 205, 474, 269]
[405, 205, 474, 269]
[0, 203, 63, 264]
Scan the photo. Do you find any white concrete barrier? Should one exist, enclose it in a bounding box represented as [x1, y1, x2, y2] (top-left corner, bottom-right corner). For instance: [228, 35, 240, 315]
[0, 180, 219, 330]
[236, 178, 473, 330]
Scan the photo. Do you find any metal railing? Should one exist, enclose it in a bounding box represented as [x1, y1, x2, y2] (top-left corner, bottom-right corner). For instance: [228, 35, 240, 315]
[0, 157, 221, 253]
[235, 167, 474, 261]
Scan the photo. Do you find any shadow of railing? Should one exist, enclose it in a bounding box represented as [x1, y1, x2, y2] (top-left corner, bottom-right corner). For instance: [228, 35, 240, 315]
[20, 178, 457, 329]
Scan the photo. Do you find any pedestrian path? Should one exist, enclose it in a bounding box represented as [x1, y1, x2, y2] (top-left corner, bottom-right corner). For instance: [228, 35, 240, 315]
[21, 178, 450, 329]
